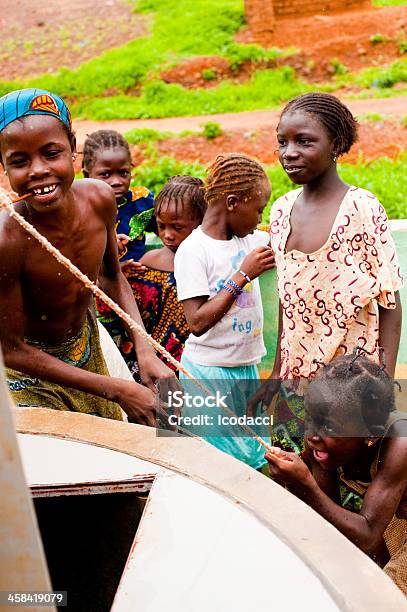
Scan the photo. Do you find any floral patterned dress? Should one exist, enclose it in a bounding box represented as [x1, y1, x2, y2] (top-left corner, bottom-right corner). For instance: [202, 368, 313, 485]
[96, 266, 190, 377]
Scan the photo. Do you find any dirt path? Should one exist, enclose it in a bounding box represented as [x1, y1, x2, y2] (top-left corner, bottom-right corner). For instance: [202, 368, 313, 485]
[73, 95, 407, 145]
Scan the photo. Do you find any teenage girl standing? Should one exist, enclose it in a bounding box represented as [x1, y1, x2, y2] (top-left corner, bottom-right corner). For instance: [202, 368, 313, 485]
[252, 93, 403, 448]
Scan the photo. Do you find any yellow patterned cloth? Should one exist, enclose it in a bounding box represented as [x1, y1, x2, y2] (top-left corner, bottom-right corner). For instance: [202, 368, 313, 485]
[339, 411, 407, 596]
[6, 309, 123, 420]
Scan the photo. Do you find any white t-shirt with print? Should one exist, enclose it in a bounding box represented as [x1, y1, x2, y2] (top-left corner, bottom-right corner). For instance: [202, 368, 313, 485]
[174, 227, 269, 367]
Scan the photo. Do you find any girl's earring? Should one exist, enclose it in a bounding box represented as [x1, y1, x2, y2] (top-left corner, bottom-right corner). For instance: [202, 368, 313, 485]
[332, 154, 337, 163]
[72, 153, 77, 161]
[4, 170, 7, 176]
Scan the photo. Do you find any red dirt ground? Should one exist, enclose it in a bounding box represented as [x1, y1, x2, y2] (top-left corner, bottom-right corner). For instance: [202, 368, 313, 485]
[162, 5, 407, 88]
[242, 5, 407, 81]
[153, 120, 407, 166]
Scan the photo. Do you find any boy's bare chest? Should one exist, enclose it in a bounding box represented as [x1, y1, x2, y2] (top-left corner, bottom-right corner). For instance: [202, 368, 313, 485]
[23, 221, 107, 307]
[285, 202, 341, 255]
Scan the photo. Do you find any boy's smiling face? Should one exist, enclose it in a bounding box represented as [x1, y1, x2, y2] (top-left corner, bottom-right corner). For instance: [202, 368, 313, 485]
[0, 114, 75, 212]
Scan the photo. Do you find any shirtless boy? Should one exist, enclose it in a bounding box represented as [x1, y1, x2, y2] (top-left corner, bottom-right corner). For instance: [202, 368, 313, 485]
[0, 88, 175, 425]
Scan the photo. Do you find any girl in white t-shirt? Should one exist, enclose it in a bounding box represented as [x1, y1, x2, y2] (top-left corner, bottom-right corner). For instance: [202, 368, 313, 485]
[174, 153, 275, 469]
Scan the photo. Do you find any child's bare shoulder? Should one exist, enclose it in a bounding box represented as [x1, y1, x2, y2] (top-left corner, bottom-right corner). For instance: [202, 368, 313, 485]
[140, 247, 173, 270]
[72, 178, 116, 220]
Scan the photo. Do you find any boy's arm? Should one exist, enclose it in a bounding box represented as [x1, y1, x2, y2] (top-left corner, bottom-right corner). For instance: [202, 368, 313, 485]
[96, 188, 176, 388]
[379, 291, 402, 377]
[0, 221, 157, 425]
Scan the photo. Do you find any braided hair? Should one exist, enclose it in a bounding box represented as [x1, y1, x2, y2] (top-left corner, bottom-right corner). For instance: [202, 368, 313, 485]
[204, 153, 268, 206]
[305, 354, 395, 437]
[280, 93, 358, 157]
[82, 129, 131, 173]
[155, 176, 206, 221]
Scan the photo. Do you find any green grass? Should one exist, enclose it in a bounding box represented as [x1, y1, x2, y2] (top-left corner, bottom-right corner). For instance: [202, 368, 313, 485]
[0, 0, 406, 119]
[131, 154, 407, 219]
[0, 0, 246, 98]
[372, 0, 407, 5]
[72, 68, 306, 119]
[124, 127, 173, 144]
[334, 58, 407, 90]
[358, 112, 384, 122]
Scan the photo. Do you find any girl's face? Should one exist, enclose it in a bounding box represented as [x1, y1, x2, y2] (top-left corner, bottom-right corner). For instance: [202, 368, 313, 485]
[277, 110, 336, 185]
[228, 176, 271, 238]
[1, 115, 75, 212]
[304, 397, 368, 470]
[156, 202, 200, 253]
[87, 147, 131, 203]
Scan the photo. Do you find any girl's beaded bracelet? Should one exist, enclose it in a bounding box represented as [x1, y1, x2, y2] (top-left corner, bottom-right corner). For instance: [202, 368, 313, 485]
[221, 283, 237, 298]
[227, 279, 243, 295]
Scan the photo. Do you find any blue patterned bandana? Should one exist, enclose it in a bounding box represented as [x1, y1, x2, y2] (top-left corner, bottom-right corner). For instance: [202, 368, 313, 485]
[0, 88, 72, 132]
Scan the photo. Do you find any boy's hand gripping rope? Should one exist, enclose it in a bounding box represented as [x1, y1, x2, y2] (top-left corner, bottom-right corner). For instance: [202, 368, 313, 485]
[0, 190, 283, 457]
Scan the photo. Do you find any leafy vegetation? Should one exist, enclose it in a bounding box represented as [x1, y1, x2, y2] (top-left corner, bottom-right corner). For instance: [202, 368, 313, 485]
[329, 58, 349, 76]
[202, 68, 217, 81]
[335, 58, 407, 90]
[369, 33, 388, 44]
[358, 112, 383, 122]
[131, 154, 407, 219]
[372, 0, 407, 5]
[124, 127, 173, 144]
[0, 0, 405, 119]
[202, 121, 223, 139]
[132, 156, 206, 196]
[72, 68, 306, 119]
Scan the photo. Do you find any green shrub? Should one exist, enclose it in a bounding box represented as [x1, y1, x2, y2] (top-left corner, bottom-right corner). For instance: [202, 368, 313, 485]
[369, 33, 387, 44]
[399, 39, 407, 54]
[202, 121, 223, 139]
[330, 58, 349, 76]
[359, 112, 383, 122]
[352, 58, 407, 89]
[202, 68, 217, 81]
[224, 42, 283, 72]
[124, 127, 172, 144]
[132, 156, 206, 195]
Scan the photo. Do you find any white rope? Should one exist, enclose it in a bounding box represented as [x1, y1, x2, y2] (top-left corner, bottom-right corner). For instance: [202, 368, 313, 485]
[0, 189, 275, 452]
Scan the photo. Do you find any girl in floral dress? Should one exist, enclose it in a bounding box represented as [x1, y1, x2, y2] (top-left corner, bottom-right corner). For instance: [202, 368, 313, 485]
[251, 93, 403, 450]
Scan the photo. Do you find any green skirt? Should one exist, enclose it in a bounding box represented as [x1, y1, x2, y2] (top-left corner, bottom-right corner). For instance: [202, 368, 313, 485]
[6, 309, 123, 420]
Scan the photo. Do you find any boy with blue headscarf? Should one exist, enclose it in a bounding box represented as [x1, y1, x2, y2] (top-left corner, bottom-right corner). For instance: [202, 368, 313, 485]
[0, 88, 175, 422]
